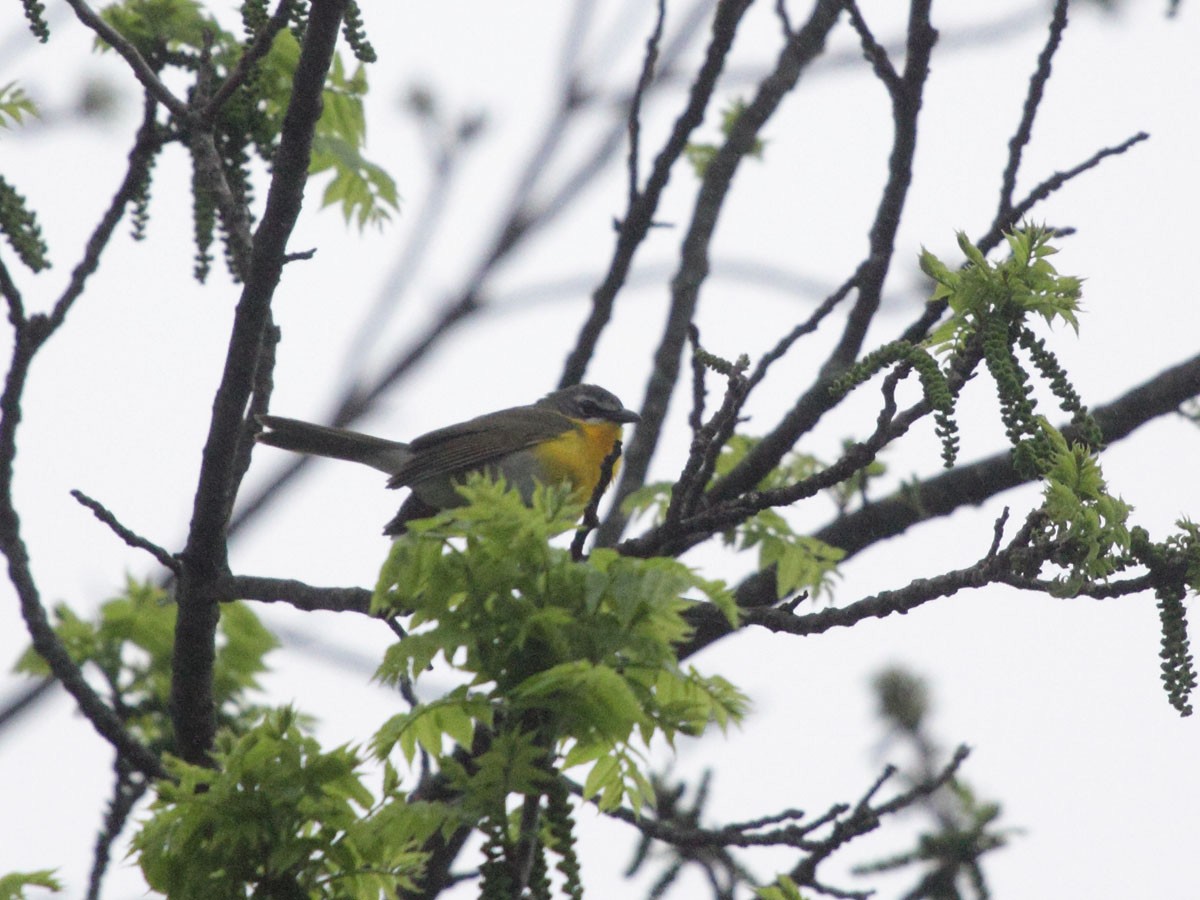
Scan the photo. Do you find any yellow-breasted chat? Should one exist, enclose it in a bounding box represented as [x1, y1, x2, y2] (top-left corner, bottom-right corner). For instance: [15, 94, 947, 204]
[256, 384, 640, 535]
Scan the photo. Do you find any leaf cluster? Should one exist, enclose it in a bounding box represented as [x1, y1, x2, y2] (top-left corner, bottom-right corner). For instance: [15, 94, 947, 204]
[1029, 426, 1132, 595]
[15, 579, 277, 753]
[134, 708, 444, 900]
[93, 0, 396, 280]
[371, 478, 747, 813]
[921, 227, 1098, 474]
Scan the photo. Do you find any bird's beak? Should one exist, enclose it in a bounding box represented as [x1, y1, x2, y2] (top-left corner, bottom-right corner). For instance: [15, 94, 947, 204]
[614, 408, 640, 424]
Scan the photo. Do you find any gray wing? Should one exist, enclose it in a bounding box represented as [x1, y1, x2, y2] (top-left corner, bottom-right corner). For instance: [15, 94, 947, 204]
[387, 406, 571, 488]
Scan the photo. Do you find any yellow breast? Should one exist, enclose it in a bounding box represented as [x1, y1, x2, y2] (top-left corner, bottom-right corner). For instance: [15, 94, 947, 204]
[529, 419, 624, 498]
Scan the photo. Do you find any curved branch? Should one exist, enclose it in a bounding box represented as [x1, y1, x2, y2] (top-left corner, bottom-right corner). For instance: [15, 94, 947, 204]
[0, 98, 165, 781]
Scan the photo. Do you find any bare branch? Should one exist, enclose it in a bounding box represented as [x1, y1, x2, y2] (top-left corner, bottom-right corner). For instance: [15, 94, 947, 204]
[789, 746, 971, 891]
[745, 553, 1008, 639]
[704, 3, 938, 506]
[747, 272, 858, 391]
[561, 0, 757, 389]
[49, 94, 161, 333]
[997, 0, 1071, 221]
[86, 759, 149, 900]
[669, 356, 748, 523]
[984, 131, 1149, 251]
[826, 0, 935, 373]
[218, 574, 373, 615]
[842, 0, 902, 95]
[597, 0, 844, 546]
[0, 257, 24, 325]
[0, 94, 167, 782]
[626, 0, 667, 207]
[70, 489, 179, 573]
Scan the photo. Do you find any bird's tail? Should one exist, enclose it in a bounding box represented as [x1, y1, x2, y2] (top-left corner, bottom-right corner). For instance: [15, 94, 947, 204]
[256, 415, 412, 474]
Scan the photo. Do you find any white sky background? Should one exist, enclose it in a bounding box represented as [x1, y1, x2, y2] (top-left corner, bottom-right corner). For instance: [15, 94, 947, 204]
[1, 1, 1198, 898]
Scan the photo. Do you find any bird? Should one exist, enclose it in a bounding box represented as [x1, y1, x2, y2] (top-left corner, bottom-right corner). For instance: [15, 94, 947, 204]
[256, 383, 640, 535]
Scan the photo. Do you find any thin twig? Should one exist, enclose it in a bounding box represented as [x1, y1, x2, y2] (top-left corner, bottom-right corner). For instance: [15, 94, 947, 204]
[626, 0, 668, 207]
[988, 131, 1149, 247]
[70, 490, 179, 573]
[570, 440, 623, 560]
[842, 0, 902, 95]
[687, 324, 707, 435]
[747, 271, 858, 391]
[670, 361, 748, 523]
[560, 0, 756, 390]
[997, 0, 1071, 221]
[49, 93, 161, 332]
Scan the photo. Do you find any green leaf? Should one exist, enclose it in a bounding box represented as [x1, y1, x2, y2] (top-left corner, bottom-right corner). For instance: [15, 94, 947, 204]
[99, 0, 211, 57]
[0, 870, 62, 899]
[135, 709, 429, 900]
[755, 874, 808, 900]
[0, 83, 38, 130]
[581, 753, 621, 805]
[514, 661, 647, 744]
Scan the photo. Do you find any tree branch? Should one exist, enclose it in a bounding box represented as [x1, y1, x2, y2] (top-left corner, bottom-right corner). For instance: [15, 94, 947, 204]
[704, 2, 938, 506]
[0, 95, 166, 782]
[173, 0, 349, 765]
[61, 0, 189, 119]
[597, 0, 844, 546]
[70, 489, 179, 573]
[219, 574, 373, 614]
[714, 350, 1200, 632]
[50, 94, 161, 332]
[997, 0, 1070, 221]
[825, 0, 935, 373]
[560, 0, 754, 389]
